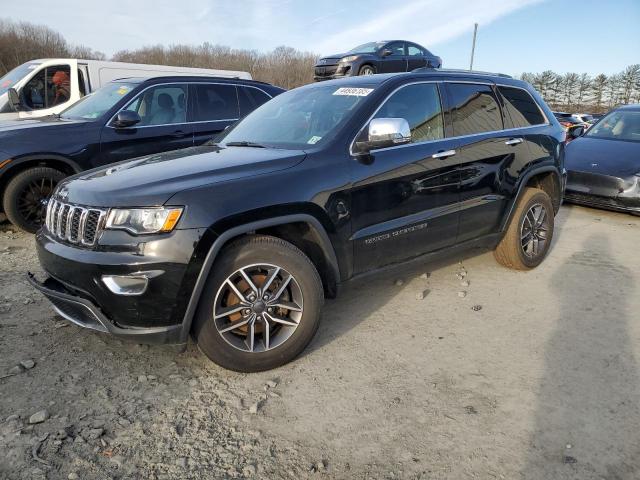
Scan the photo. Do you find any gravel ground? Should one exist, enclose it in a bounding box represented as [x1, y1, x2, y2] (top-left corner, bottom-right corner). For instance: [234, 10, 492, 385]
[1, 204, 639, 480]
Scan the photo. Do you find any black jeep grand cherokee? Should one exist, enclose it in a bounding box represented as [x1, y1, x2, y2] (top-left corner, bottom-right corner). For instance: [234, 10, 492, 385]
[30, 70, 565, 372]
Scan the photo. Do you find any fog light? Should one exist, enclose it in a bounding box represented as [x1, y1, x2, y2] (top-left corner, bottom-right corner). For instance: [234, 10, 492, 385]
[102, 275, 149, 296]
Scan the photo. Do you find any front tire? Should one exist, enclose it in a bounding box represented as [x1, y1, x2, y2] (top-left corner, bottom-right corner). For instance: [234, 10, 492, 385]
[494, 187, 554, 270]
[358, 65, 376, 76]
[193, 235, 324, 372]
[3, 167, 66, 233]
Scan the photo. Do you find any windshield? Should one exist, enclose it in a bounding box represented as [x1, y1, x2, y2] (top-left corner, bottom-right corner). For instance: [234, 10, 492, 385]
[60, 82, 136, 120]
[0, 62, 42, 96]
[220, 84, 374, 149]
[585, 110, 640, 142]
[347, 42, 384, 54]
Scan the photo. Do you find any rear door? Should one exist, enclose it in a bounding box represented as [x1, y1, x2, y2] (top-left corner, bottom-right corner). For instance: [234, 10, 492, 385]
[98, 83, 193, 167]
[350, 81, 460, 273]
[378, 42, 408, 73]
[190, 82, 240, 145]
[406, 44, 428, 71]
[443, 82, 530, 242]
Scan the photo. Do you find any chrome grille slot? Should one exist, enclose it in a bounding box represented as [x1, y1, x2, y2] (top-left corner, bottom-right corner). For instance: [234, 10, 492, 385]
[45, 200, 107, 246]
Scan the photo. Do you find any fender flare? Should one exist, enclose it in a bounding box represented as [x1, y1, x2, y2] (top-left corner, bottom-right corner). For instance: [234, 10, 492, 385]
[177, 214, 341, 343]
[499, 165, 562, 232]
[0, 154, 83, 179]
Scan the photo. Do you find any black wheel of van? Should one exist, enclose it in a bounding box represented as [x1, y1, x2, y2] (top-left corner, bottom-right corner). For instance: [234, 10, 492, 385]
[358, 65, 376, 76]
[193, 235, 324, 372]
[3, 167, 66, 233]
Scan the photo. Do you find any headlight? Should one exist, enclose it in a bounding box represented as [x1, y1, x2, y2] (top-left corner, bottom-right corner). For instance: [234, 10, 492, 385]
[340, 56, 358, 63]
[105, 207, 183, 234]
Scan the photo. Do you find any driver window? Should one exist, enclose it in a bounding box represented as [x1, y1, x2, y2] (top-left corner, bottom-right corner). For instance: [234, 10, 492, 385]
[124, 85, 187, 126]
[22, 65, 71, 110]
[373, 83, 444, 142]
[385, 42, 406, 56]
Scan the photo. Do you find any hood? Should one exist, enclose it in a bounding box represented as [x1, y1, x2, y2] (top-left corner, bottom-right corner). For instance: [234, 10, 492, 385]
[0, 116, 89, 134]
[56, 145, 307, 207]
[566, 136, 640, 178]
[316, 53, 350, 65]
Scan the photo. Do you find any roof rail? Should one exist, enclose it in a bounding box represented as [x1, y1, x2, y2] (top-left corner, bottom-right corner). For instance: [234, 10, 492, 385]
[412, 67, 512, 79]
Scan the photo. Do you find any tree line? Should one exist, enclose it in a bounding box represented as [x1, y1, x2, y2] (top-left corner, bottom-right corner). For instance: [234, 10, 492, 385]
[520, 66, 640, 113]
[0, 19, 317, 89]
[1, 18, 638, 111]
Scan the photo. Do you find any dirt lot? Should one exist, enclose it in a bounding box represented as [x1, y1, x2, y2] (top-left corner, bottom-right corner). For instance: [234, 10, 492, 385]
[1, 204, 639, 480]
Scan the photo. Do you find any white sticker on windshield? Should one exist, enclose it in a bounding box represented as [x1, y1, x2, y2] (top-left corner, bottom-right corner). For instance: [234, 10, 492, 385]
[333, 87, 374, 97]
[307, 136, 322, 144]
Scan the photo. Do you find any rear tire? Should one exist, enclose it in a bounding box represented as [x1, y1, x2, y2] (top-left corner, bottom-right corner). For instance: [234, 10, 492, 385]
[193, 235, 324, 372]
[494, 187, 554, 270]
[3, 167, 66, 233]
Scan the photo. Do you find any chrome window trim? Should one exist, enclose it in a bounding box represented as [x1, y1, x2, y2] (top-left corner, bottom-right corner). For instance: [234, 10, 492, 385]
[350, 79, 551, 157]
[106, 81, 272, 129]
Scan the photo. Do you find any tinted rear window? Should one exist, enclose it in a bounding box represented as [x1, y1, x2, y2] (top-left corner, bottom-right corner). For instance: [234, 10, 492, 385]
[448, 83, 502, 136]
[498, 86, 545, 127]
[238, 87, 272, 117]
[193, 83, 238, 122]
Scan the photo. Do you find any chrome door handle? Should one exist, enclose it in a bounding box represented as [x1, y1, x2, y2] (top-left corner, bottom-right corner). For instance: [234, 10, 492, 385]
[432, 149, 457, 159]
[505, 138, 523, 146]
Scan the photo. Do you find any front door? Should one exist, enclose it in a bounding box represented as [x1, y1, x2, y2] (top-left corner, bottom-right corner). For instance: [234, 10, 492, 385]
[378, 42, 408, 73]
[18, 60, 80, 118]
[350, 82, 460, 274]
[97, 83, 193, 168]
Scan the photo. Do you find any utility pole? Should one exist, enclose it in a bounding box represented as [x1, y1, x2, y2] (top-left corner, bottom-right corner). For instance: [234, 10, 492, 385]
[469, 23, 478, 71]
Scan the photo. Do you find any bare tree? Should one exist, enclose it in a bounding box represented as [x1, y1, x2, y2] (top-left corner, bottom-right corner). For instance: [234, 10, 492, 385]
[590, 74, 608, 112]
[619, 64, 640, 104]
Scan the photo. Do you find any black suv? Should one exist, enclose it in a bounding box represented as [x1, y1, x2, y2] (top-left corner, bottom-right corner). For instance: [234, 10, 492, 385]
[30, 70, 565, 372]
[314, 40, 442, 80]
[0, 76, 284, 232]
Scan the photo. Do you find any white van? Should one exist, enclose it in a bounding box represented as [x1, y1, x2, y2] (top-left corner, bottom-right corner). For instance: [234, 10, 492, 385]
[0, 58, 252, 120]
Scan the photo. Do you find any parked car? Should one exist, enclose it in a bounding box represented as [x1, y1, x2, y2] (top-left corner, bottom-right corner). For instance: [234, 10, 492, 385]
[553, 111, 586, 130]
[0, 58, 251, 121]
[314, 40, 442, 81]
[0, 76, 284, 232]
[572, 113, 595, 124]
[29, 70, 564, 372]
[564, 104, 640, 215]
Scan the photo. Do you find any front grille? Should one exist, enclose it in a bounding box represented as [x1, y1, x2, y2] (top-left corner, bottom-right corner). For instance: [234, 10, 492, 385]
[45, 199, 107, 246]
[315, 65, 338, 77]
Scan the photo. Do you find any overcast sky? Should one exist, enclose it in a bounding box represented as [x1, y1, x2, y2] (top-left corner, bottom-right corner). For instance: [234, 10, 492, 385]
[6, 0, 640, 76]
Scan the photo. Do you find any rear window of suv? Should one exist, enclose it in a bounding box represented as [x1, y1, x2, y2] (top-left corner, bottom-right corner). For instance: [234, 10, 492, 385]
[498, 86, 545, 127]
[447, 83, 502, 136]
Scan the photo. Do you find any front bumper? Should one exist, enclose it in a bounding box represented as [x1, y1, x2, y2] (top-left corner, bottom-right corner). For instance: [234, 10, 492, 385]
[565, 170, 640, 214]
[30, 228, 206, 343]
[313, 64, 352, 81]
[28, 273, 184, 344]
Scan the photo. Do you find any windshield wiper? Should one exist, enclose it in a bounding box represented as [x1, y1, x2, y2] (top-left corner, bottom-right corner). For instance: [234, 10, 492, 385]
[225, 141, 266, 148]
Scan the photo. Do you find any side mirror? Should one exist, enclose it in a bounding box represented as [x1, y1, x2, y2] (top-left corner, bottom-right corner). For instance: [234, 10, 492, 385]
[112, 110, 141, 129]
[381, 49, 392, 57]
[7, 88, 21, 112]
[355, 118, 411, 153]
[567, 124, 585, 139]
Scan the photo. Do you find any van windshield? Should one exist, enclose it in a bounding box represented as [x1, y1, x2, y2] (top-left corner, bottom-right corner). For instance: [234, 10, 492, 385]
[220, 84, 374, 149]
[0, 62, 42, 96]
[60, 82, 136, 120]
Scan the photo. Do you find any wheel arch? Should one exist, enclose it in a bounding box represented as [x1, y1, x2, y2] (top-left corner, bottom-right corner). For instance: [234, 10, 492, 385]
[500, 166, 562, 232]
[0, 154, 81, 211]
[177, 212, 341, 344]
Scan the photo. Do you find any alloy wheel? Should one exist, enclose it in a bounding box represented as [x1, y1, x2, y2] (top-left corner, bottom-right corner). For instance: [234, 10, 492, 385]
[16, 176, 57, 229]
[520, 203, 549, 258]
[213, 263, 304, 353]
[360, 66, 375, 75]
